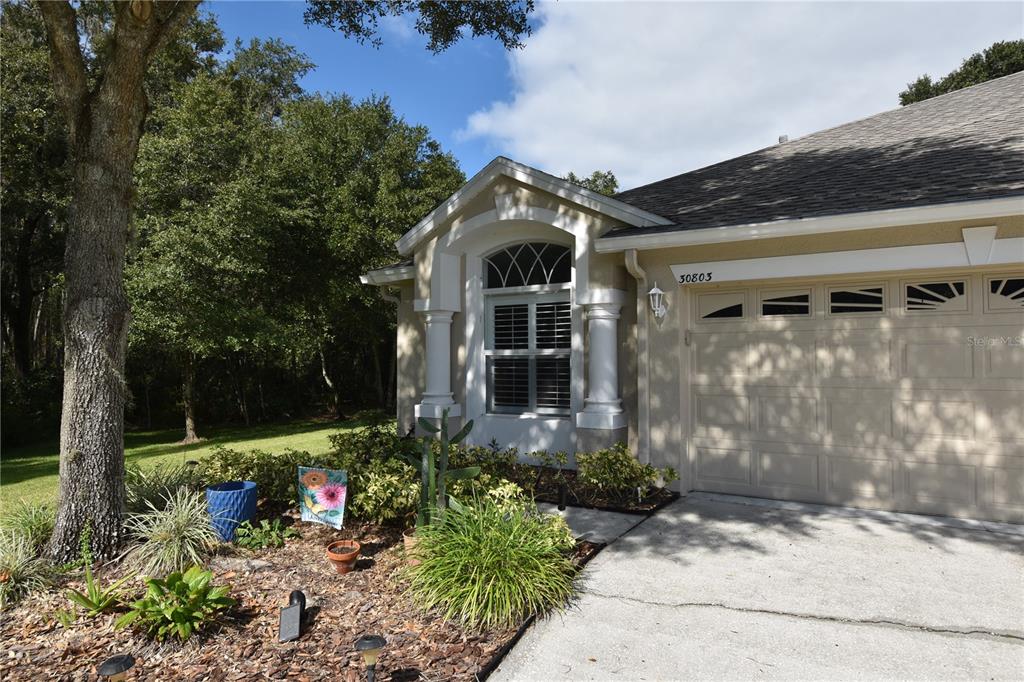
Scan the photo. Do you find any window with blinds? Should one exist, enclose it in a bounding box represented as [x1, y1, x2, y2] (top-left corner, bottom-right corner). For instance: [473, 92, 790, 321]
[486, 296, 571, 415]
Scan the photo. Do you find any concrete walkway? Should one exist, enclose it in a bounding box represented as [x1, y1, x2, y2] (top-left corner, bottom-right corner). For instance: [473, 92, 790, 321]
[495, 494, 1024, 681]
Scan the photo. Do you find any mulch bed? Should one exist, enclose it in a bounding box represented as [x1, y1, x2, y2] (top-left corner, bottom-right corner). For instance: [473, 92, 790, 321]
[0, 518, 602, 682]
[529, 468, 678, 515]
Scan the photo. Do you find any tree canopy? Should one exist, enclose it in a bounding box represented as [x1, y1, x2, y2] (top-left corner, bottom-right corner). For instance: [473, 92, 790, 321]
[899, 39, 1024, 105]
[564, 170, 619, 196]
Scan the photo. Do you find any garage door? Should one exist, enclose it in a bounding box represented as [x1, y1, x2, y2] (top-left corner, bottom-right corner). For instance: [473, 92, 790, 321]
[688, 269, 1024, 523]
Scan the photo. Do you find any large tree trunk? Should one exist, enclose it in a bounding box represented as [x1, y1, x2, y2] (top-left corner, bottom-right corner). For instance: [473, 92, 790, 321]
[41, 0, 201, 563]
[182, 353, 199, 443]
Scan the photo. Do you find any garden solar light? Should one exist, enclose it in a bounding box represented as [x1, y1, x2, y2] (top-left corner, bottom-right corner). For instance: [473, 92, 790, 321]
[354, 634, 387, 681]
[97, 654, 135, 681]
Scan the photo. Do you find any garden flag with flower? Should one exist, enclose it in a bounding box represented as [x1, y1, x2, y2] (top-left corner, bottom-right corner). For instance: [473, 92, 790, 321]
[298, 467, 347, 528]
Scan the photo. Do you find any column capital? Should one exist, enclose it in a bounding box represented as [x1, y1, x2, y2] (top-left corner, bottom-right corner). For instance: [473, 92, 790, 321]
[585, 303, 621, 320]
[422, 310, 454, 324]
[577, 288, 627, 307]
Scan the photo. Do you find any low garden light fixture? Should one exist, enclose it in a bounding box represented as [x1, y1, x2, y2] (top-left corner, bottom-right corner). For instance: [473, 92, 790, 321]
[97, 654, 135, 681]
[354, 634, 387, 681]
[648, 283, 667, 319]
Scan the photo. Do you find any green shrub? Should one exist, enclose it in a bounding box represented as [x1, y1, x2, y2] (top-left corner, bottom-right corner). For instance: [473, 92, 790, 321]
[124, 487, 219, 576]
[345, 456, 419, 524]
[0, 501, 55, 552]
[0, 531, 52, 609]
[575, 443, 678, 502]
[195, 447, 339, 504]
[116, 566, 235, 642]
[234, 519, 300, 550]
[125, 463, 202, 513]
[328, 420, 413, 465]
[404, 497, 577, 629]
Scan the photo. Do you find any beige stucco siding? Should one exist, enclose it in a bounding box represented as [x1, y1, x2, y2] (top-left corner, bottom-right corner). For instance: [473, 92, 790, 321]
[396, 281, 424, 434]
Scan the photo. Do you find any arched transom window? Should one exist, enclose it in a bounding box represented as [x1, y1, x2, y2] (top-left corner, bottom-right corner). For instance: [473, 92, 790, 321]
[485, 242, 571, 289]
[483, 242, 572, 416]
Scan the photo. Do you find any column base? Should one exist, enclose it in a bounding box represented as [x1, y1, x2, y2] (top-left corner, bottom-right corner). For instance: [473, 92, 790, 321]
[576, 426, 628, 452]
[415, 402, 462, 419]
[575, 410, 627, 430]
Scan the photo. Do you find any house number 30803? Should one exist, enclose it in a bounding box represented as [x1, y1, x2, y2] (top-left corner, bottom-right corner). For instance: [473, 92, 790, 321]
[678, 272, 713, 283]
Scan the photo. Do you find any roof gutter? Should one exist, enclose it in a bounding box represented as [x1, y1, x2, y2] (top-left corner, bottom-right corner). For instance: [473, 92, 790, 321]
[594, 195, 1024, 253]
[360, 265, 415, 286]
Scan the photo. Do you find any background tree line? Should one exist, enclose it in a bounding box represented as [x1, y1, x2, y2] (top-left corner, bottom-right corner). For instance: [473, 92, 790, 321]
[1, 3, 465, 447]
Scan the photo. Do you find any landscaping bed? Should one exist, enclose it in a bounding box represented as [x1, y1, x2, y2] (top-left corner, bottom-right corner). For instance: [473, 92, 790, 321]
[531, 467, 679, 515]
[0, 517, 601, 681]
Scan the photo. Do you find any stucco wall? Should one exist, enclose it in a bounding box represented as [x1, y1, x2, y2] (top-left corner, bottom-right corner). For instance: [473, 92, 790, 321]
[395, 281, 423, 435]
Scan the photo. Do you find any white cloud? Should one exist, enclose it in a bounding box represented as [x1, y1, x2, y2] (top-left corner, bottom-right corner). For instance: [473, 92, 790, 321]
[461, 1, 1023, 189]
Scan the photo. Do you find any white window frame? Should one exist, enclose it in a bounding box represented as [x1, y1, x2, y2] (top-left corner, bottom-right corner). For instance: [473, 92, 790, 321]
[484, 286, 572, 416]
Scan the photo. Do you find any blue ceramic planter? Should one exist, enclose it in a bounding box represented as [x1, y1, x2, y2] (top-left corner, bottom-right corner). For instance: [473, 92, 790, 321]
[206, 481, 258, 542]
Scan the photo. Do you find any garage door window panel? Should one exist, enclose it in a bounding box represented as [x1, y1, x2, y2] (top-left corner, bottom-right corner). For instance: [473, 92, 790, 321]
[760, 289, 812, 318]
[698, 291, 746, 321]
[985, 276, 1024, 312]
[828, 284, 885, 315]
[905, 281, 968, 313]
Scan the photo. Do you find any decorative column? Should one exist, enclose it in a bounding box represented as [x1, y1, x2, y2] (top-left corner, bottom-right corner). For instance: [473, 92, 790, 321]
[417, 310, 460, 418]
[576, 291, 627, 431]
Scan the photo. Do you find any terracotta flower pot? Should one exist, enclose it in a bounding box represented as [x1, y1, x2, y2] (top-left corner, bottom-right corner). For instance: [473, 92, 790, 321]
[326, 540, 361, 574]
[403, 528, 421, 566]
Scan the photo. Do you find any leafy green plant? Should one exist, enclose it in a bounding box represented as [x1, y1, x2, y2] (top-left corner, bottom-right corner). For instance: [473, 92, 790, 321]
[404, 408, 479, 529]
[404, 497, 577, 629]
[196, 447, 338, 504]
[234, 519, 300, 550]
[0, 501, 55, 553]
[125, 463, 202, 513]
[344, 457, 419, 524]
[123, 487, 219, 576]
[575, 443, 678, 502]
[66, 529, 132, 617]
[0, 531, 52, 609]
[116, 566, 235, 642]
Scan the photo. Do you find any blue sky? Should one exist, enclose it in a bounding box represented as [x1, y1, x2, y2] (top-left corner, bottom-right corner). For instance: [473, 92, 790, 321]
[210, 1, 511, 179]
[210, 2, 1023, 189]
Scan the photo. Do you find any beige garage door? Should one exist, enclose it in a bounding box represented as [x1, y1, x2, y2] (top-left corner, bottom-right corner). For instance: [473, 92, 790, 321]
[688, 269, 1024, 523]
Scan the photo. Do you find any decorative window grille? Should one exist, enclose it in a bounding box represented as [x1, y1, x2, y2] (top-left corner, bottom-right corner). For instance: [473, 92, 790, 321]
[485, 243, 572, 288]
[905, 281, 967, 312]
[483, 242, 572, 416]
[829, 285, 885, 314]
[761, 290, 811, 317]
[986, 277, 1024, 311]
[698, 291, 745, 320]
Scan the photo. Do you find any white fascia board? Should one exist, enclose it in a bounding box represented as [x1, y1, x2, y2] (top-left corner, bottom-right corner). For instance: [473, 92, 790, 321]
[595, 195, 1024, 253]
[394, 157, 671, 256]
[360, 265, 415, 286]
[670, 235, 1024, 286]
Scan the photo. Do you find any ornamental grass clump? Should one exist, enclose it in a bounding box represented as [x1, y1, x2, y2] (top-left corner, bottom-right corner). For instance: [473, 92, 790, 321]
[0, 530, 52, 609]
[404, 498, 577, 630]
[123, 487, 219, 576]
[0, 501, 55, 553]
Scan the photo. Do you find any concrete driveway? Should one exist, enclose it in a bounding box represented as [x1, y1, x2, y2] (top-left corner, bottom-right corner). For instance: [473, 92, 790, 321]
[493, 494, 1024, 681]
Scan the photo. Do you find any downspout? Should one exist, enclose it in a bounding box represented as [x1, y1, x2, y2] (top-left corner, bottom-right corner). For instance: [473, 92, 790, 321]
[624, 249, 651, 464]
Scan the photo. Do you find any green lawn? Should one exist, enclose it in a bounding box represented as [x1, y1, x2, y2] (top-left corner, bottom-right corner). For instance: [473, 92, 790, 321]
[0, 416, 376, 506]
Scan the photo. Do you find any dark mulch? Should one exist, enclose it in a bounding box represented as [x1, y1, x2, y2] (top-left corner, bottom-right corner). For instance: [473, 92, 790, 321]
[529, 468, 678, 515]
[0, 520, 601, 682]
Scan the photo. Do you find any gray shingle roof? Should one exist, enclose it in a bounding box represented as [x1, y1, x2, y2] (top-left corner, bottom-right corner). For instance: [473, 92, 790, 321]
[609, 72, 1024, 238]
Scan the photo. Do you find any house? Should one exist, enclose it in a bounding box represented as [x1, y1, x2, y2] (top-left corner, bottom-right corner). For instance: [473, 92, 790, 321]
[363, 73, 1024, 523]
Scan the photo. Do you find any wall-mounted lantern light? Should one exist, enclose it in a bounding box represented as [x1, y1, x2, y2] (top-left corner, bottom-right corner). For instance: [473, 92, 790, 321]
[648, 283, 667, 319]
